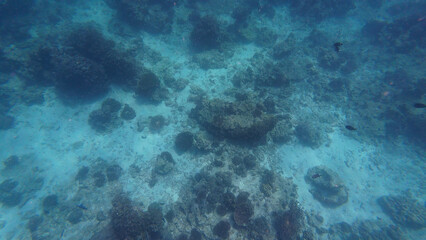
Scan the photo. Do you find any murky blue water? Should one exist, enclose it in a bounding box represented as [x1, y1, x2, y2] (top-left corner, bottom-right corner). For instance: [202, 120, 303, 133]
[0, 0, 424, 239]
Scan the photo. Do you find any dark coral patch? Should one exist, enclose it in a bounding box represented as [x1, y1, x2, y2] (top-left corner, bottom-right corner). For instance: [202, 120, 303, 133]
[175, 131, 194, 152]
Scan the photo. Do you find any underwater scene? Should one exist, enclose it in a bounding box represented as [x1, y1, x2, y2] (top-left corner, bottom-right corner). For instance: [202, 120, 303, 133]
[0, 0, 425, 239]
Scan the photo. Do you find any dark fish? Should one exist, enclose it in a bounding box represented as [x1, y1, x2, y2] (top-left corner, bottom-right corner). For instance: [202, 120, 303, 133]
[76, 203, 88, 210]
[413, 103, 426, 108]
[345, 125, 356, 131]
[334, 42, 343, 52]
[312, 173, 321, 179]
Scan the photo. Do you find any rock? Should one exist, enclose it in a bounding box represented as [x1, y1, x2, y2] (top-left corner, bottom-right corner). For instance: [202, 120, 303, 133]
[378, 195, 426, 229]
[305, 166, 348, 207]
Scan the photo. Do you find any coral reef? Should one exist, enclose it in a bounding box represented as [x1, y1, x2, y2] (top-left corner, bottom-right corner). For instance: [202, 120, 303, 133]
[110, 194, 164, 239]
[27, 215, 43, 233]
[67, 209, 83, 224]
[213, 220, 231, 239]
[42, 194, 58, 212]
[190, 16, 222, 51]
[75, 166, 89, 182]
[232, 56, 297, 88]
[272, 34, 296, 59]
[295, 123, 324, 149]
[30, 47, 109, 99]
[284, 0, 355, 21]
[305, 166, 348, 207]
[175, 131, 194, 153]
[106, 164, 122, 182]
[28, 25, 139, 100]
[0, 179, 22, 207]
[153, 151, 175, 176]
[230, 154, 257, 177]
[362, 15, 426, 53]
[3, 155, 19, 168]
[149, 115, 166, 131]
[135, 71, 163, 101]
[106, 0, 174, 33]
[0, 0, 34, 19]
[269, 116, 294, 144]
[273, 202, 304, 240]
[0, 113, 14, 130]
[260, 169, 276, 197]
[120, 104, 136, 120]
[378, 195, 426, 229]
[93, 171, 106, 188]
[233, 192, 254, 226]
[327, 219, 405, 240]
[88, 98, 122, 132]
[110, 194, 145, 240]
[191, 98, 277, 142]
[317, 48, 358, 74]
[163, 145, 299, 239]
[0, 51, 21, 74]
[67, 26, 137, 84]
[192, 50, 227, 69]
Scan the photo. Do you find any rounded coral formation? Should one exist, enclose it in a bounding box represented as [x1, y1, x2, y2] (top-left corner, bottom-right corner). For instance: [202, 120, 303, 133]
[305, 166, 349, 207]
[110, 194, 165, 239]
[88, 98, 123, 132]
[191, 98, 277, 142]
[153, 151, 175, 176]
[110, 195, 145, 240]
[213, 220, 231, 239]
[175, 131, 194, 153]
[135, 71, 161, 99]
[120, 104, 136, 120]
[233, 192, 254, 226]
[190, 16, 221, 51]
[149, 115, 166, 131]
[273, 202, 304, 240]
[0, 179, 22, 207]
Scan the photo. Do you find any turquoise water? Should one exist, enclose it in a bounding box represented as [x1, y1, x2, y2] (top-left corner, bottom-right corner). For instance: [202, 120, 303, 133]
[0, 0, 425, 239]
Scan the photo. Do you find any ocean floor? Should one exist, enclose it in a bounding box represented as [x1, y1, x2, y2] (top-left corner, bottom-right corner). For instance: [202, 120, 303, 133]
[0, 0, 425, 240]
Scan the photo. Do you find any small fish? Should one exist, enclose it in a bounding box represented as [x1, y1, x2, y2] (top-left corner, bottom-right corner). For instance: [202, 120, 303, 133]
[76, 203, 88, 210]
[345, 125, 356, 131]
[413, 103, 426, 108]
[312, 173, 321, 179]
[334, 42, 343, 52]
